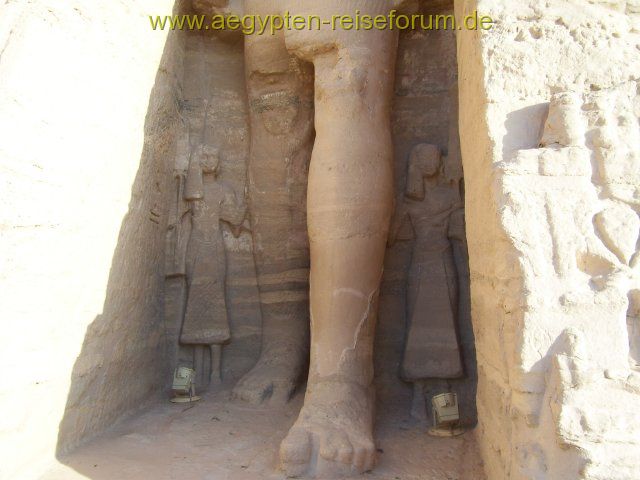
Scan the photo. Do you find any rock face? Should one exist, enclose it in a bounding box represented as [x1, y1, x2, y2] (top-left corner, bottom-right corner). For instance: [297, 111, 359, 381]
[1, 0, 639, 479]
[0, 0, 186, 478]
[456, 0, 640, 478]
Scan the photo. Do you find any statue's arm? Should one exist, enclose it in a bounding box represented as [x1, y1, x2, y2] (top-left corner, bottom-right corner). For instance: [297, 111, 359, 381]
[388, 200, 412, 247]
[447, 207, 466, 243]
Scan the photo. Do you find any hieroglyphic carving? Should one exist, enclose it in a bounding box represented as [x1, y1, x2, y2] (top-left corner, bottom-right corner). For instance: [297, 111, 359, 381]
[581, 85, 640, 369]
[493, 84, 640, 477]
[535, 86, 640, 370]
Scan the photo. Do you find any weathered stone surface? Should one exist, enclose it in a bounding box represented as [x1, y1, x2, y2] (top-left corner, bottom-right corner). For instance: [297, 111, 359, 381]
[457, 0, 640, 477]
[594, 204, 640, 265]
[0, 0, 185, 478]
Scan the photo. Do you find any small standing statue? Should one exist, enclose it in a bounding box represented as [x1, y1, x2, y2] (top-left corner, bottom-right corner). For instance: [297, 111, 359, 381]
[180, 139, 246, 388]
[389, 143, 465, 420]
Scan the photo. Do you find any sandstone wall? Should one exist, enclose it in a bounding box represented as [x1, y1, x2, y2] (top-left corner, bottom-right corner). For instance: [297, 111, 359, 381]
[456, 0, 640, 478]
[0, 1, 184, 478]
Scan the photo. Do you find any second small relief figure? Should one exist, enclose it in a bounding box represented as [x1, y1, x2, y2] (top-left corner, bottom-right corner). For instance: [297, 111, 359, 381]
[181, 141, 247, 388]
[390, 143, 465, 420]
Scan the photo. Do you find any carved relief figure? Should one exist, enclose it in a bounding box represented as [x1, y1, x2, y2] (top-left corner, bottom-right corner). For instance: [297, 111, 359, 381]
[390, 143, 465, 420]
[181, 140, 246, 386]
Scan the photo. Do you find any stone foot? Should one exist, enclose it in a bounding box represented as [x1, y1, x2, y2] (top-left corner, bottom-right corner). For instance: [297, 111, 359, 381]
[232, 343, 307, 406]
[280, 381, 376, 478]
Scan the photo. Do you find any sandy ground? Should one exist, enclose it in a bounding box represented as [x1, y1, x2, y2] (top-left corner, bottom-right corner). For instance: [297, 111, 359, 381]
[42, 388, 485, 480]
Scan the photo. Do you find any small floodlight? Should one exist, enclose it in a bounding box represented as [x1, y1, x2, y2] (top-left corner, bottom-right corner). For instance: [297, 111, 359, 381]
[429, 392, 465, 437]
[170, 366, 201, 403]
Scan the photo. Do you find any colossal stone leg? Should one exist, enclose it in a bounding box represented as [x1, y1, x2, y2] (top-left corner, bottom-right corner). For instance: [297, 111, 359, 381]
[279, 4, 398, 476]
[232, 6, 315, 406]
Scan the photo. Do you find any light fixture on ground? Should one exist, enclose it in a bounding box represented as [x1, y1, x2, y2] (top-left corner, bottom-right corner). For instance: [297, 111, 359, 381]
[170, 366, 201, 403]
[429, 393, 465, 437]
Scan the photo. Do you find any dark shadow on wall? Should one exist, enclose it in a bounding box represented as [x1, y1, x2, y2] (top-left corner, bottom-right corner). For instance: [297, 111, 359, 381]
[55, 3, 186, 460]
